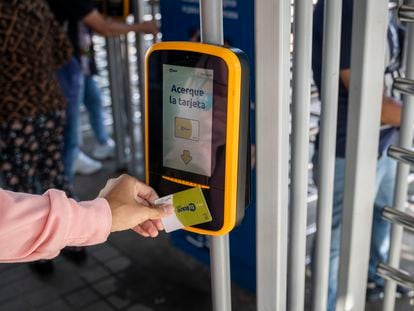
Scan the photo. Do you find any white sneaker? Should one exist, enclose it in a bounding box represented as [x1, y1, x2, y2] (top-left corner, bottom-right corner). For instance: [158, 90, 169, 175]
[92, 138, 115, 160]
[74, 151, 103, 175]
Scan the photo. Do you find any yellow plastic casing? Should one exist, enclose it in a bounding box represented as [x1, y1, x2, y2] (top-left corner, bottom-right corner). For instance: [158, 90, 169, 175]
[123, 0, 129, 18]
[145, 42, 243, 236]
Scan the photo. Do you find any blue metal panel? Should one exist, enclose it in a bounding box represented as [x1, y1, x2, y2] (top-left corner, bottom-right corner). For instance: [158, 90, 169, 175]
[160, 0, 255, 101]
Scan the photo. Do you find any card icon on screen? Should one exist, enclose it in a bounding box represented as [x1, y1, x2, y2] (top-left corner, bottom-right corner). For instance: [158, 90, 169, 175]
[175, 117, 200, 141]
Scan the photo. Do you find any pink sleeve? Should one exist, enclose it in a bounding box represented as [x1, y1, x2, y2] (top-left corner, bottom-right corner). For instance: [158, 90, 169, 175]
[0, 189, 112, 263]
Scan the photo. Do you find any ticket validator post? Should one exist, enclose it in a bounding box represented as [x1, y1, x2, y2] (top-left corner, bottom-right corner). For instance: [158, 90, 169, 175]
[145, 42, 250, 236]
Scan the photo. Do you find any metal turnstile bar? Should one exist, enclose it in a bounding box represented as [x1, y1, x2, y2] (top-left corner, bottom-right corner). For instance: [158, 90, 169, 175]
[378, 263, 414, 290]
[383, 1, 414, 308]
[382, 206, 414, 232]
[312, 1, 343, 310]
[255, 0, 291, 310]
[394, 77, 414, 95]
[388, 145, 414, 166]
[399, 4, 414, 23]
[288, 0, 313, 309]
[336, 1, 389, 310]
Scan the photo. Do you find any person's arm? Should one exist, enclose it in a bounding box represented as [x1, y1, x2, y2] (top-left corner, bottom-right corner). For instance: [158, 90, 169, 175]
[340, 69, 401, 127]
[0, 189, 111, 263]
[83, 10, 158, 37]
[381, 95, 402, 127]
[0, 175, 172, 263]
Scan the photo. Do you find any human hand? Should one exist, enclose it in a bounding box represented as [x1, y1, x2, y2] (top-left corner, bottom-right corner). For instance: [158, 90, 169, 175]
[381, 95, 402, 127]
[98, 174, 173, 237]
[134, 20, 159, 35]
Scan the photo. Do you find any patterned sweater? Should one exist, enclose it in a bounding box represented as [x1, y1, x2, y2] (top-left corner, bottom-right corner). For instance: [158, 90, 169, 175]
[0, 0, 72, 122]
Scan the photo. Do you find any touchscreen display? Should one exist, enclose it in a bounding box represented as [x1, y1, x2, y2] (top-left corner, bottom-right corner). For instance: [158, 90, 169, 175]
[162, 64, 214, 176]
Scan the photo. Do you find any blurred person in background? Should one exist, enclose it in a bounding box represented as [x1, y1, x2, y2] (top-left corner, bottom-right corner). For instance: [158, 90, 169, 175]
[0, 0, 73, 273]
[46, 0, 158, 263]
[0, 2, 72, 204]
[46, 0, 158, 180]
[74, 23, 116, 176]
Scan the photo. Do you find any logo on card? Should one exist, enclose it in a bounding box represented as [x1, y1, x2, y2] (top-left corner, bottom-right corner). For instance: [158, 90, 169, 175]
[177, 203, 197, 213]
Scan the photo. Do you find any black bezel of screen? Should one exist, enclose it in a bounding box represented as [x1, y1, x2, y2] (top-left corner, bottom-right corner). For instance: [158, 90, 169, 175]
[147, 50, 228, 190]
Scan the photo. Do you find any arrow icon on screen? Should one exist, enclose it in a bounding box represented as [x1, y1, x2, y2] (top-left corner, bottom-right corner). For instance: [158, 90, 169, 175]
[181, 150, 192, 165]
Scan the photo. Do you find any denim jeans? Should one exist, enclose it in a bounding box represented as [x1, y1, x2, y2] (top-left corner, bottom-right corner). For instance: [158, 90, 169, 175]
[57, 57, 83, 183]
[81, 75, 109, 145]
[313, 149, 397, 311]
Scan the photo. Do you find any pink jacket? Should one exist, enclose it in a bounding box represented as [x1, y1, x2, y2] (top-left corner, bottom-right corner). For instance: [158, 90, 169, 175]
[0, 189, 111, 263]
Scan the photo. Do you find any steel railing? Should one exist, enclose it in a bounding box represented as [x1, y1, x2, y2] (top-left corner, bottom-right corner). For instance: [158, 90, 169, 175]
[382, 2, 414, 310]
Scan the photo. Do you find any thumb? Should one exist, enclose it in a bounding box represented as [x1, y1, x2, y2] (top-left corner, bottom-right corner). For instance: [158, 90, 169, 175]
[139, 204, 174, 220]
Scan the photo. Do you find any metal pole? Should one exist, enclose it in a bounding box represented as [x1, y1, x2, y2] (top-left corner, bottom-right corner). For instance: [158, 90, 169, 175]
[336, 0, 389, 310]
[255, 0, 291, 310]
[388, 144, 414, 166]
[210, 234, 231, 311]
[383, 2, 414, 309]
[382, 206, 414, 231]
[121, 34, 138, 176]
[198, 1, 230, 311]
[288, 0, 313, 309]
[199, 0, 223, 45]
[378, 263, 414, 289]
[132, 0, 147, 180]
[106, 37, 127, 168]
[150, 0, 156, 17]
[114, 37, 128, 167]
[312, 1, 343, 310]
